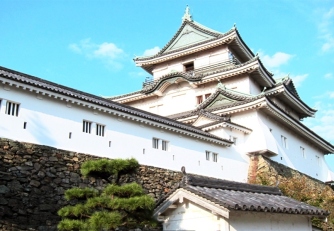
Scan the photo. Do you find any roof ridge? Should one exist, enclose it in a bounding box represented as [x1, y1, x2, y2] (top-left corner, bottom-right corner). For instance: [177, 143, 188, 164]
[183, 174, 282, 195]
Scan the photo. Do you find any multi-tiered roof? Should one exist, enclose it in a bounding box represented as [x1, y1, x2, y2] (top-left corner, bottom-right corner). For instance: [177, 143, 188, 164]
[109, 7, 334, 154]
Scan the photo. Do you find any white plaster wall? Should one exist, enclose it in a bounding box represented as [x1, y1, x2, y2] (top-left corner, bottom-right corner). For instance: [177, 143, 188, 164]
[259, 113, 331, 181]
[127, 81, 218, 117]
[231, 109, 331, 181]
[163, 200, 228, 231]
[206, 74, 251, 95]
[163, 202, 312, 231]
[249, 77, 262, 95]
[0, 83, 249, 182]
[229, 211, 312, 231]
[152, 46, 229, 79]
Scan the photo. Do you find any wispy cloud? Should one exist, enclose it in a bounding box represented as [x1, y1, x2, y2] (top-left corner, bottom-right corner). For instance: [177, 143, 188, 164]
[261, 52, 294, 68]
[142, 46, 160, 56]
[290, 74, 308, 88]
[324, 73, 333, 79]
[69, 39, 125, 69]
[259, 51, 307, 87]
[318, 7, 334, 53]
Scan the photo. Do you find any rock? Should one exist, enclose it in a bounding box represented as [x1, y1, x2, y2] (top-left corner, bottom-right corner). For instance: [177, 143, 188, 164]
[48, 157, 58, 162]
[0, 185, 10, 194]
[0, 198, 8, 205]
[39, 204, 53, 211]
[25, 161, 33, 166]
[34, 163, 41, 171]
[30, 180, 41, 187]
[37, 171, 45, 178]
[8, 180, 22, 191]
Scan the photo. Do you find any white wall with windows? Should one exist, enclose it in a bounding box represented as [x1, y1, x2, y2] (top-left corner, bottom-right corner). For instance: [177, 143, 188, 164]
[0, 83, 249, 182]
[245, 112, 332, 181]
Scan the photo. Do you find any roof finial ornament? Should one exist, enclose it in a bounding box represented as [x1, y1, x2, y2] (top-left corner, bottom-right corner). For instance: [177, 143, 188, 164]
[233, 23, 237, 29]
[182, 5, 193, 22]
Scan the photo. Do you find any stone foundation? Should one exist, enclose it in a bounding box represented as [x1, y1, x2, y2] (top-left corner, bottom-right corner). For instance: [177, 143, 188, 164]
[0, 138, 182, 231]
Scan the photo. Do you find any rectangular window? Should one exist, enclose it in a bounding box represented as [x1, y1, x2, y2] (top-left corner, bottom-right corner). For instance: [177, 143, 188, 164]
[213, 153, 218, 162]
[184, 62, 194, 72]
[281, 135, 288, 149]
[196, 95, 203, 104]
[96, 124, 105, 137]
[205, 151, 210, 161]
[316, 155, 321, 166]
[300, 146, 305, 158]
[162, 140, 169, 151]
[152, 138, 159, 149]
[205, 93, 211, 99]
[152, 138, 169, 151]
[5, 101, 19, 116]
[83, 120, 92, 133]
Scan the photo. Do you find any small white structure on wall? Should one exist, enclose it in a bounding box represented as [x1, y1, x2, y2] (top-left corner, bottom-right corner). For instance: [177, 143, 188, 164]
[154, 173, 328, 231]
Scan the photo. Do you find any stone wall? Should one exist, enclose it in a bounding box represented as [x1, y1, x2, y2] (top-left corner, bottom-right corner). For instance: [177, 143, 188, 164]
[249, 155, 327, 189]
[0, 138, 182, 231]
[249, 155, 334, 230]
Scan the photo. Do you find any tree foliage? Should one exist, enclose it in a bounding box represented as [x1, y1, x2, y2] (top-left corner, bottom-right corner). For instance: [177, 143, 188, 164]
[256, 172, 334, 230]
[58, 158, 157, 231]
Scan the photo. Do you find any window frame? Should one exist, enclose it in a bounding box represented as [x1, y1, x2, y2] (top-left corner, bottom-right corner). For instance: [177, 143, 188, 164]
[281, 135, 288, 149]
[152, 138, 159, 149]
[5, 101, 20, 117]
[205, 151, 210, 161]
[83, 120, 92, 134]
[212, 153, 218, 162]
[162, 140, 169, 151]
[96, 123, 105, 137]
[184, 62, 194, 72]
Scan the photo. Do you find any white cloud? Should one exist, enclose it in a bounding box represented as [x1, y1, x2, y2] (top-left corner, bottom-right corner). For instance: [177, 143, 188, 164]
[94, 42, 123, 59]
[318, 7, 334, 53]
[258, 51, 307, 87]
[324, 73, 333, 79]
[68, 39, 125, 69]
[290, 74, 308, 88]
[142, 46, 160, 56]
[68, 43, 82, 54]
[260, 52, 294, 68]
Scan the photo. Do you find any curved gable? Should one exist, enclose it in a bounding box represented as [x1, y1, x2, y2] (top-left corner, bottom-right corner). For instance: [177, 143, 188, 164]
[197, 85, 254, 110]
[142, 72, 201, 94]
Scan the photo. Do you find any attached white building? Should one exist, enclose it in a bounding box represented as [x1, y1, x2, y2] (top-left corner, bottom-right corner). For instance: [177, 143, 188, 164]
[154, 173, 328, 231]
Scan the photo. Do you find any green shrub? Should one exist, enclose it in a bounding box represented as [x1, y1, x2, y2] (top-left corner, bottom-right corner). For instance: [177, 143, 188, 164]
[58, 158, 157, 231]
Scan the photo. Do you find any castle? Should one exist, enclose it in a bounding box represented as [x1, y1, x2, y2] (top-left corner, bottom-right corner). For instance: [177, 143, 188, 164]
[1, 6, 334, 231]
[0, 7, 333, 185]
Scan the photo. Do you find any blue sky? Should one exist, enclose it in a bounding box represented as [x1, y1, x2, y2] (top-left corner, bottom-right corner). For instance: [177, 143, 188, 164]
[1, 0, 334, 170]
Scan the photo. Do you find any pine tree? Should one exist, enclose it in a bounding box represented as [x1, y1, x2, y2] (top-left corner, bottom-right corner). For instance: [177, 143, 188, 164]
[57, 158, 158, 231]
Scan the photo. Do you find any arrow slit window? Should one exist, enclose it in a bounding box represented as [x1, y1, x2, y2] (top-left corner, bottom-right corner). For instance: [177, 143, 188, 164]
[5, 101, 20, 117]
